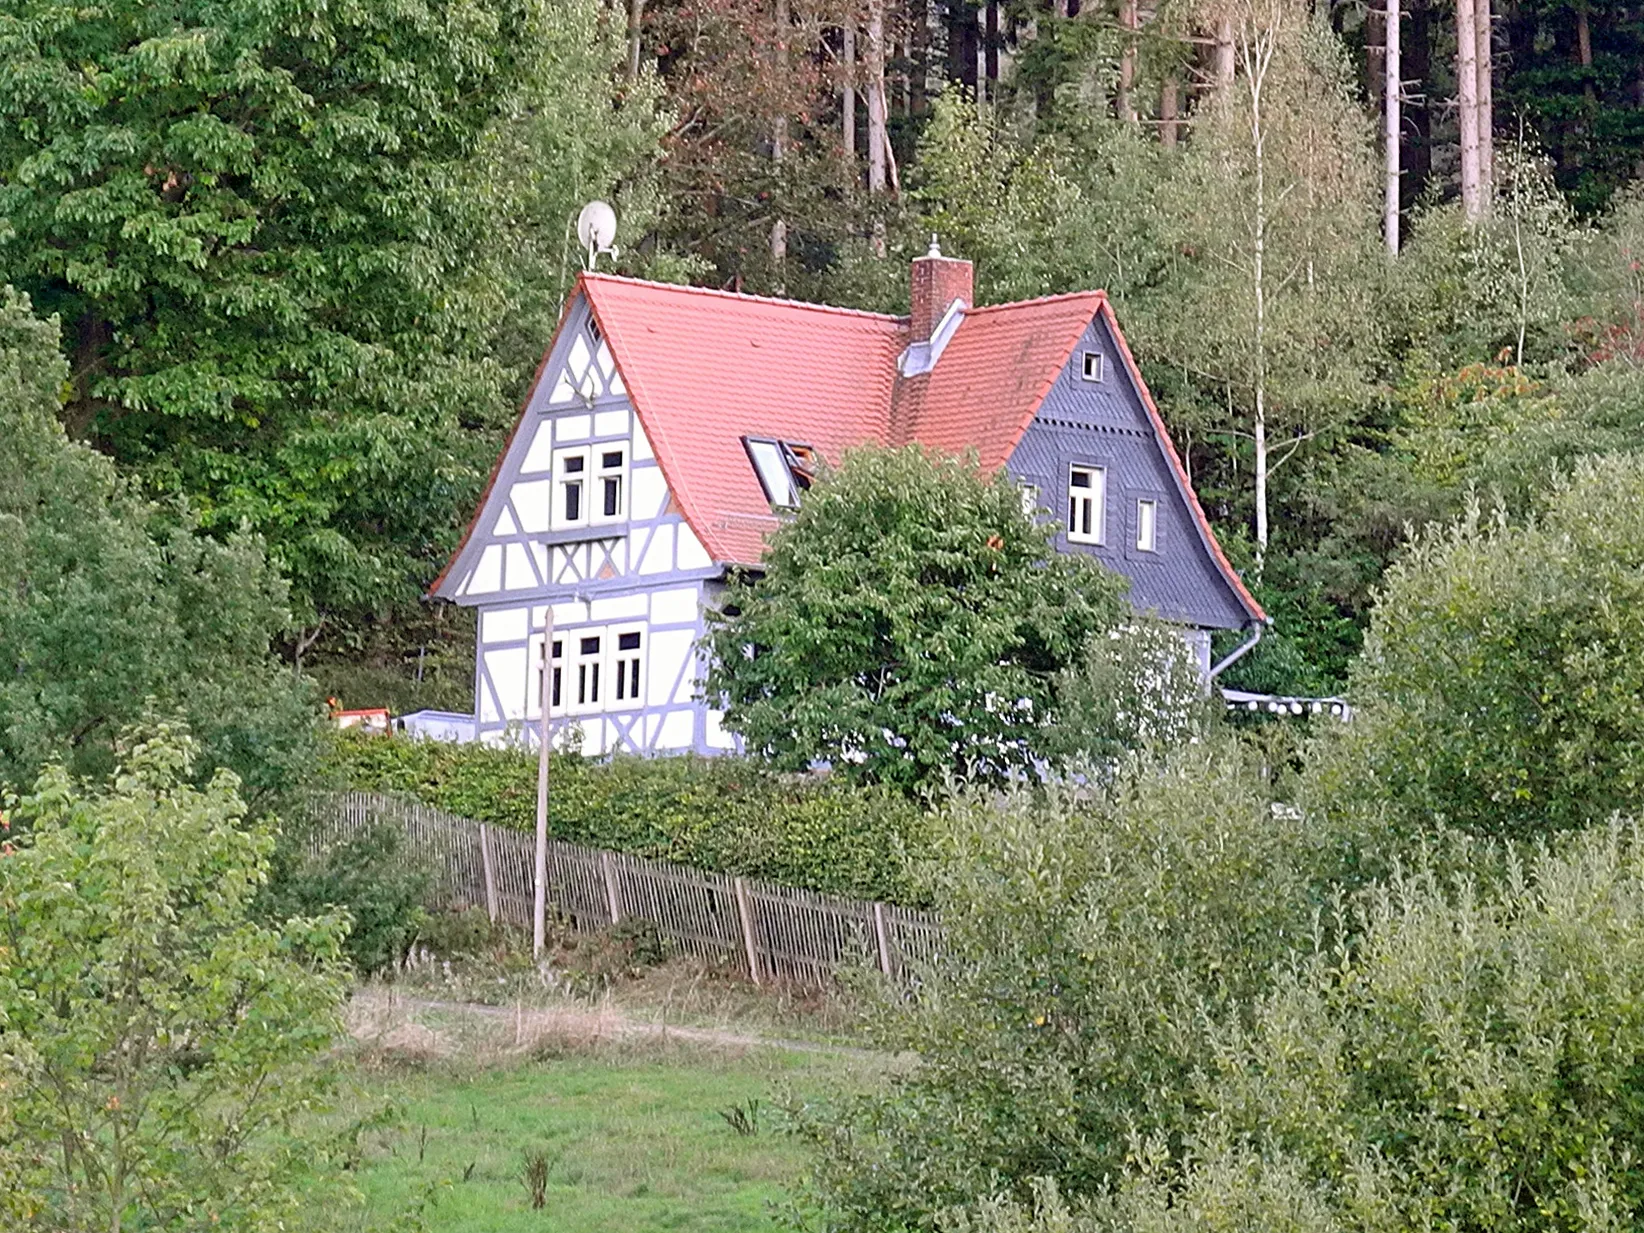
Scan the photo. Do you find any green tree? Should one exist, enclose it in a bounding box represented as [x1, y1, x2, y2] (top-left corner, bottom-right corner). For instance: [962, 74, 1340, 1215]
[0, 726, 355, 1231]
[701, 445, 1128, 792]
[0, 289, 318, 803]
[0, 0, 667, 631]
[1312, 453, 1644, 842]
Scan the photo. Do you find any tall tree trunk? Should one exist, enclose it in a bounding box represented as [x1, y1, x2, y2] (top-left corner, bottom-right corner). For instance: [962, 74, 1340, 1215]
[1117, 0, 1139, 123]
[1406, 0, 1432, 208]
[627, 0, 645, 78]
[867, 0, 889, 193]
[1240, 23, 1277, 559]
[1385, 0, 1401, 252]
[1577, 3, 1595, 102]
[1160, 75, 1181, 146]
[1456, 0, 1481, 218]
[843, 23, 857, 162]
[771, 0, 789, 267]
[1213, 16, 1235, 95]
[1476, 0, 1492, 202]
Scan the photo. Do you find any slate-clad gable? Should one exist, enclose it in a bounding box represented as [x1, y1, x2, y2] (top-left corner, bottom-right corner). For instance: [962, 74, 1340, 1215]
[1006, 316, 1253, 631]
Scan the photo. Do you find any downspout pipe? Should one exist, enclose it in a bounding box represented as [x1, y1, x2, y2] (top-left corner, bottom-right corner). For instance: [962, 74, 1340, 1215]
[1208, 621, 1263, 680]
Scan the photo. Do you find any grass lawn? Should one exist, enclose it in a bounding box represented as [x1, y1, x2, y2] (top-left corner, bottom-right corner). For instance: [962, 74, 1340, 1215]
[345, 1046, 854, 1232]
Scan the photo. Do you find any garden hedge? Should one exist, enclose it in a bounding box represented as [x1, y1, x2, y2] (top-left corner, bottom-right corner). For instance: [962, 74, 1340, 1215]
[323, 734, 933, 905]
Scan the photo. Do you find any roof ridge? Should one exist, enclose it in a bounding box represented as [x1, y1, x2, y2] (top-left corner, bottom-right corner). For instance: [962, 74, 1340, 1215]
[580, 272, 907, 324]
[960, 289, 1109, 317]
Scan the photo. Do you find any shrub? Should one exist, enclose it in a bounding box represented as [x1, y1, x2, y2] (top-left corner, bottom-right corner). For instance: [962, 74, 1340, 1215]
[324, 733, 933, 904]
[798, 738, 1347, 1230]
[952, 823, 1644, 1233]
[1311, 454, 1644, 843]
[0, 726, 355, 1230]
[261, 816, 430, 975]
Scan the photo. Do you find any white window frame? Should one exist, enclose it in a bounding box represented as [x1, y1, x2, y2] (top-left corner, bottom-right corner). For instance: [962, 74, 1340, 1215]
[592, 443, 629, 525]
[529, 632, 567, 719]
[1081, 351, 1105, 383]
[1136, 498, 1158, 552]
[551, 446, 591, 531]
[1067, 465, 1105, 545]
[607, 624, 645, 711]
[569, 629, 606, 715]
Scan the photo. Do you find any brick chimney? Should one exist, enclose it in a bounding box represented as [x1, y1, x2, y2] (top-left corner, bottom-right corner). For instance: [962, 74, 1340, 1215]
[909, 236, 974, 341]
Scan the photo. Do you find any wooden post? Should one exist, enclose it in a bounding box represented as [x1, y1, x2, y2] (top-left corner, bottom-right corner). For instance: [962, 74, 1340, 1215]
[734, 877, 762, 986]
[479, 823, 500, 924]
[872, 902, 894, 976]
[533, 605, 554, 958]
[601, 851, 622, 924]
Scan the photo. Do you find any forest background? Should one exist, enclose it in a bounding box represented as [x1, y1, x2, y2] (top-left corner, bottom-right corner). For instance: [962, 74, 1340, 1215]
[5, 0, 1644, 710]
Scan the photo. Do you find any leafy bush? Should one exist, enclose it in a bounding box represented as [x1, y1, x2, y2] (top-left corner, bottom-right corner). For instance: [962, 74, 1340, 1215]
[1312, 454, 1644, 842]
[324, 733, 934, 904]
[0, 288, 322, 809]
[0, 725, 356, 1230]
[262, 818, 430, 975]
[798, 739, 1350, 1229]
[945, 823, 1644, 1233]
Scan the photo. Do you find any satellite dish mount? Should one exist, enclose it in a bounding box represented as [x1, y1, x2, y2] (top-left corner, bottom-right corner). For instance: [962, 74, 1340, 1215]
[577, 201, 619, 272]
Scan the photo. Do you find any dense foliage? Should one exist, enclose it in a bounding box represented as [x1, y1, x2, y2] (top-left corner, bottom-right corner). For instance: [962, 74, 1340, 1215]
[326, 733, 933, 904]
[1315, 453, 1644, 842]
[0, 727, 355, 1231]
[798, 740, 1358, 1229]
[0, 0, 669, 636]
[942, 824, 1644, 1233]
[702, 446, 1130, 792]
[0, 289, 319, 805]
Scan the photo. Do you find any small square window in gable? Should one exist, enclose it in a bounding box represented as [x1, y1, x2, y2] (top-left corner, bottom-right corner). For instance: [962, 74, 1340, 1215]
[1081, 351, 1105, 383]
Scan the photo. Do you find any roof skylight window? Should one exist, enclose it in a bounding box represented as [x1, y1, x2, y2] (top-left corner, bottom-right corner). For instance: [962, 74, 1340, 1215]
[743, 437, 816, 510]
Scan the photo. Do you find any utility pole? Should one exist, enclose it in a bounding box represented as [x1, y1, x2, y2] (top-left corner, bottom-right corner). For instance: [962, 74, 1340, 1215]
[533, 604, 554, 958]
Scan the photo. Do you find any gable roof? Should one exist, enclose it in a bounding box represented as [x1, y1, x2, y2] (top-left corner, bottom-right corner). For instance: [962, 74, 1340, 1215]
[433, 272, 1265, 625]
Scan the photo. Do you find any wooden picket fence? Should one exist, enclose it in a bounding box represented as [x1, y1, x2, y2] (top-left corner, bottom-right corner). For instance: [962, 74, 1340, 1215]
[309, 792, 944, 988]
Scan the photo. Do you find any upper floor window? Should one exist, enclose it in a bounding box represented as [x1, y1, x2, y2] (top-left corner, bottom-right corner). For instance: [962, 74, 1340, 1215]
[1136, 498, 1157, 552]
[1067, 465, 1105, 544]
[1081, 352, 1105, 382]
[744, 437, 816, 510]
[552, 444, 628, 531]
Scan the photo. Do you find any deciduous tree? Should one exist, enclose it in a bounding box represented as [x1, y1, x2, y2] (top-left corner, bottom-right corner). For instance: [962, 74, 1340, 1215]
[701, 445, 1128, 792]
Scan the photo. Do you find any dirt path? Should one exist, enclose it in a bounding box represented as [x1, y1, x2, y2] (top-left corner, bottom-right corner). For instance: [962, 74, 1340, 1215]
[347, 986, 880, 1061]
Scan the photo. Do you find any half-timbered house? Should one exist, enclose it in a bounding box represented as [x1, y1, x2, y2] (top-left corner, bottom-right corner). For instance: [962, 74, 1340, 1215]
[429, 245, 1267, 754]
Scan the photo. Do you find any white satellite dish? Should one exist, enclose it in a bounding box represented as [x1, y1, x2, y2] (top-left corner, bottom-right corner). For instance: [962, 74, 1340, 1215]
[576, 200, 619, 271]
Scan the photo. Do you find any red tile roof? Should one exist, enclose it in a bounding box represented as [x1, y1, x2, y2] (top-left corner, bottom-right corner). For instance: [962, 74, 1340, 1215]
[433, 273, 1265, 625]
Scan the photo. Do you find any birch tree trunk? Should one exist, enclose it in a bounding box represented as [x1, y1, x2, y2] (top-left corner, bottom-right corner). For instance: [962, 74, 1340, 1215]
[1161, 76, 1181, 147]
[1240, 22, 1278, 558]
[867, 0, 888, 194]
[770, 0, 789, 266]
[1475, 0, 1492, 202]
[627, 0, 645, 78]
[1456, 0, 1481, 218]
[843, 23, 857, 162]
[1118, 0, 1139, 124]
[1384, 0, 1401, 252]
